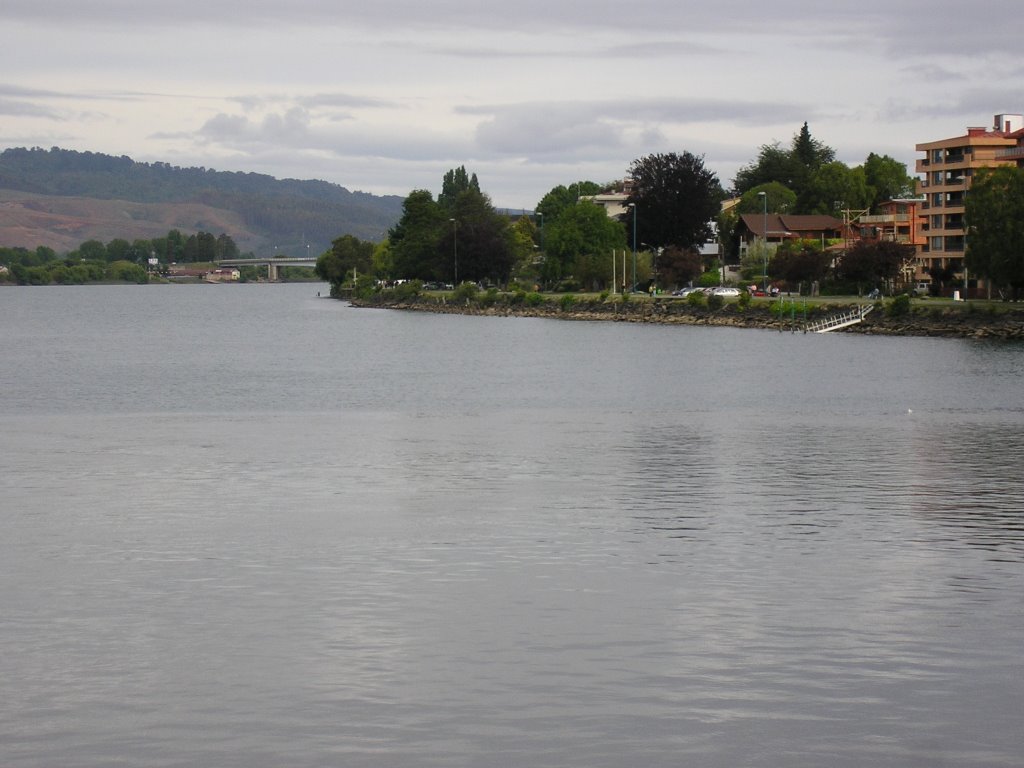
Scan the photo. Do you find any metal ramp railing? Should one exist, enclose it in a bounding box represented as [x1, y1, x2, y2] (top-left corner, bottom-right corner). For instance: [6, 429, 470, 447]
[805, 304, 874, 333]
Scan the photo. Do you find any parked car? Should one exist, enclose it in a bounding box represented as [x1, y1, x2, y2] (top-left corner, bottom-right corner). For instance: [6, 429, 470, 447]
[711, 287, 741, 297]
[913, 282, 931, 296]
[673, 286, 706, 297]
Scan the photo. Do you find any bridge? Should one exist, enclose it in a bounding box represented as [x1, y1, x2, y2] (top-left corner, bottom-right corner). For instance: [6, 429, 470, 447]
[216, 257, 317, 281]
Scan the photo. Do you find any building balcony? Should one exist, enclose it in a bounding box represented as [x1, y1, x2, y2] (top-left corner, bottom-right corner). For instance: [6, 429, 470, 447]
[995, 147, 1024, 160]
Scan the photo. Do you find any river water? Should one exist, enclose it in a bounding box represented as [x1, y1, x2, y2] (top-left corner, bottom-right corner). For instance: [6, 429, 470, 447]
[2, 283, 1022, 767]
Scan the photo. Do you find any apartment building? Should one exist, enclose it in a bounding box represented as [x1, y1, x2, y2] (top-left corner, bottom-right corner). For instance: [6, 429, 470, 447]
[915, 113, 1024, 290]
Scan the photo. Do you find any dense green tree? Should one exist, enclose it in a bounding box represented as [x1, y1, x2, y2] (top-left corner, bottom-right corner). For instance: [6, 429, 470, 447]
[863, 153, 915, 211]
[509, 216, 539, 278]
[315, 234, 375, 286]
[965, 165, 1024, 299]
[737, 182, 797, 214]
[624, 151, 724, 251]
[371, 240, 394, 280]
[35, 246, 57, 263]
[182, 231, 218, 263]
[734, 123, 835, 205]
[389, 190, 446, 280]
[792, 121, 835, 171]
[438, 166, 480, 210]
[800, 162, 872, 215]
[106, 260, 148, 283]
[442, 187, 515, 284]
[734, 142, 801, 195]
[216, 233, 240, 260]
[535, 181, 603, 224]
[78, 239, 107, 261]
[106, 238, 132, 262]
[543, 200, 627, 289]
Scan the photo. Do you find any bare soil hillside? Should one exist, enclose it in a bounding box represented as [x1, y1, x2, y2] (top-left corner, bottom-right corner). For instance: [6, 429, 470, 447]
[0, 191, 265, 253]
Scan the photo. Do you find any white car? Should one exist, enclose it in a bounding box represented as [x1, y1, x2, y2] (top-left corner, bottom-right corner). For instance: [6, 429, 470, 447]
[711, 287, 741, 297]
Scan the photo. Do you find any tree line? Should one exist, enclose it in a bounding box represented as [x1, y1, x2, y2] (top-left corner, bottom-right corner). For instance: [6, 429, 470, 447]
[0, 229, 241, 285]
[315, 126, 926, 298]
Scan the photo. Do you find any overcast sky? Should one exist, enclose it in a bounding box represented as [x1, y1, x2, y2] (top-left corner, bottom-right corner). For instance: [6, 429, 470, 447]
[3, 0, 1022, 209]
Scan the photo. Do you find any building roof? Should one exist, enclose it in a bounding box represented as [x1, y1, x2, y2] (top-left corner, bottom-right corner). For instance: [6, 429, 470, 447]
[739, 213, 844, 238]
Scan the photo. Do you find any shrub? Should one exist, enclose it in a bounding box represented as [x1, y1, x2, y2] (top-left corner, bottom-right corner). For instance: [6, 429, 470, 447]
[736, 290, 751, 311]
[524, 291, 544, 307]
[479, 287, 499, 307]
[452, 281, 479, 303]
[888, 293, 911, 317]
[509, 289, 526, 305]
[559, 293, 577, 312]
[697, 271, 720, 287]
[686, 290, 706, 307]
[392, 279, 422, 300]
[706, 293, 724, 311]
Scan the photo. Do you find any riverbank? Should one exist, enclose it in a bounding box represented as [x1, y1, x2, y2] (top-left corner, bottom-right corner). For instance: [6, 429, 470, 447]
[349, 293, 1024, 340]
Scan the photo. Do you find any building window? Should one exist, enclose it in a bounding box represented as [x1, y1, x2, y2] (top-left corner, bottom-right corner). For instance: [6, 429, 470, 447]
[932, 170, 942, 184]
[932, 193, 943, 207]
[930, 236, 944, 252]
[932, 149, 943, 163]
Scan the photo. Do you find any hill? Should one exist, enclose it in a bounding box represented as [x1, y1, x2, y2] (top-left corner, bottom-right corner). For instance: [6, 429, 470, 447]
[0, 147, 404, 256]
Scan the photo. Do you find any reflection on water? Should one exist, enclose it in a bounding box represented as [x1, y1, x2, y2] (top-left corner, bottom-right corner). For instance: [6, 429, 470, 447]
[1, 285, 1023, 768]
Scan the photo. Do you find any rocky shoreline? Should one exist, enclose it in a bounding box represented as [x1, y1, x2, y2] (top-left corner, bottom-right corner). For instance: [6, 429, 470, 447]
[349, 295, 1024, 340]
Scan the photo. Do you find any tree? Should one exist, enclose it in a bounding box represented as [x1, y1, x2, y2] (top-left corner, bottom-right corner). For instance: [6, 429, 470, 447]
[438, 166, 480, 210]
[543, 200, 627, 289]
[733, 123, 835, 206]
[800, 162, 872, 215]
[371, 240, 394, 280]
[770, 240, 831, 286]
[316, 234, 375, 286]
[657, 246, 703, 288]
[624, 151, 724, 251]
[863, 153, 915, 211]
[216, 233, 240, 260]
[792, 121, 835, 172]
[389, 190, 445, 280]
[535, 181, 603, 223]
[442, 187, 514, 284]
[836, 240, 915, 292]
[737, 182, 796, 215]
[78, 239, 107, 261]
[965, 165, 1024, 299]
[509, 216, 539, 279]
[106, 238, 132, 262]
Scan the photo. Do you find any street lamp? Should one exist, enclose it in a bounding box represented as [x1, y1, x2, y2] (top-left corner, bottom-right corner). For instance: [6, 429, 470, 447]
[758, 191, 768, 292]
[449, 218, 458, 285]
[628, 203, 637, 292]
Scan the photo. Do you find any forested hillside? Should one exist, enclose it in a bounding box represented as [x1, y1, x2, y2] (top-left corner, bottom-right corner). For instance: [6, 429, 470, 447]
[0, 147, 403, 255]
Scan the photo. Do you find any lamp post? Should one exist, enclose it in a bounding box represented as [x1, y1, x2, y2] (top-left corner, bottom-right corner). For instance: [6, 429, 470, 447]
[537, 212, 544, 255]
[449, 218, 458, 285]
[758, 191, 768, 292]
[628, 203, 637, 292]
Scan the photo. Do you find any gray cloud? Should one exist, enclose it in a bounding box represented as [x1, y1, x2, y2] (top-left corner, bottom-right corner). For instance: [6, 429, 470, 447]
[5, 0, 1018, 59]
[0, 98, 62, 119]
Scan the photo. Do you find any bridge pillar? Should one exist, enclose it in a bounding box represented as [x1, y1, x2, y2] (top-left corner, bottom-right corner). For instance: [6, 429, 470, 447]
[268, 262, 278, 281]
